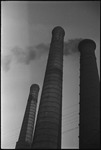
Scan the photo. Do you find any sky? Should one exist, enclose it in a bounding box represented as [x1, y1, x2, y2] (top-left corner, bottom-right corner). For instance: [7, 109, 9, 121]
[1, 1, 100, 149]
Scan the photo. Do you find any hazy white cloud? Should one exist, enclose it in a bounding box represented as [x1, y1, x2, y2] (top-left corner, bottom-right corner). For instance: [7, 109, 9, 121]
[1, 55, 12, 72]
[34, 38, 83, 56]
[1, 43, 48, 72]
[1, 38, 83, 72]
[35, 43, 49, 58]
[11, 46, 36, 64]
[35, 38, 83, 56]
[64, 38, 83, 55]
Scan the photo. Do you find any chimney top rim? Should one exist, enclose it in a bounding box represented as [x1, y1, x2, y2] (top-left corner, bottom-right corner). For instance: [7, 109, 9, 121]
[78, 39, 96, 52]
[30, 84, 40, 92]
[52, 26, 65, 36]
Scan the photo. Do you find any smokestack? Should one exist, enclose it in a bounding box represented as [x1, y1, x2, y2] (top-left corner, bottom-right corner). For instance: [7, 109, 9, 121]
[15, 84, 40, 149]
[31, 26, 65, 149]
[78, 39, 100, 149]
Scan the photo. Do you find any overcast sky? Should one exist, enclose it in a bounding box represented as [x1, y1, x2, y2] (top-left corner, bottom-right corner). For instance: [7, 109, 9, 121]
[1, 1, 100, 149]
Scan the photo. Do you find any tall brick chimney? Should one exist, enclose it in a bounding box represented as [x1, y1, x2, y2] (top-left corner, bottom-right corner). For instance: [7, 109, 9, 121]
[15, 84, 40, 149]
[31, 26, 65, 149]
[78, 39, 100, 149]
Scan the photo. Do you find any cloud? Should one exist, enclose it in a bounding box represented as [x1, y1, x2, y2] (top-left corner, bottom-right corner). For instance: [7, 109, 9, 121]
[35, 43, 49, 58]
[1, 55, 12, 72]
[35, 43, 49, 52]
[33, 38, 83, 57]
[2, 38, 83, 72]
[35, 38, 83, 57]
[34, 38, 83, 56]
[64, 38, 83, 55]
[11, 44, 49, 64]
[11, 46, 36, 64]
[1, 44, 49, 72]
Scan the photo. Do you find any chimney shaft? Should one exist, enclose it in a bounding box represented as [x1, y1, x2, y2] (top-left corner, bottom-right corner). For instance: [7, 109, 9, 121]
[15, 84, 39, 149]
[78, 39, 100, 149]
[32, 26, 65, 149]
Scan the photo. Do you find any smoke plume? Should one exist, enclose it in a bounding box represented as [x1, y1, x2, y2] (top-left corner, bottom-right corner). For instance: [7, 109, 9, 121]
[35, 43, 49, 58]
[64, 38, 83, 55]
[2, 38, 83, 72]
[11, 46, 36, 64]
[1, 55, 12, 72]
